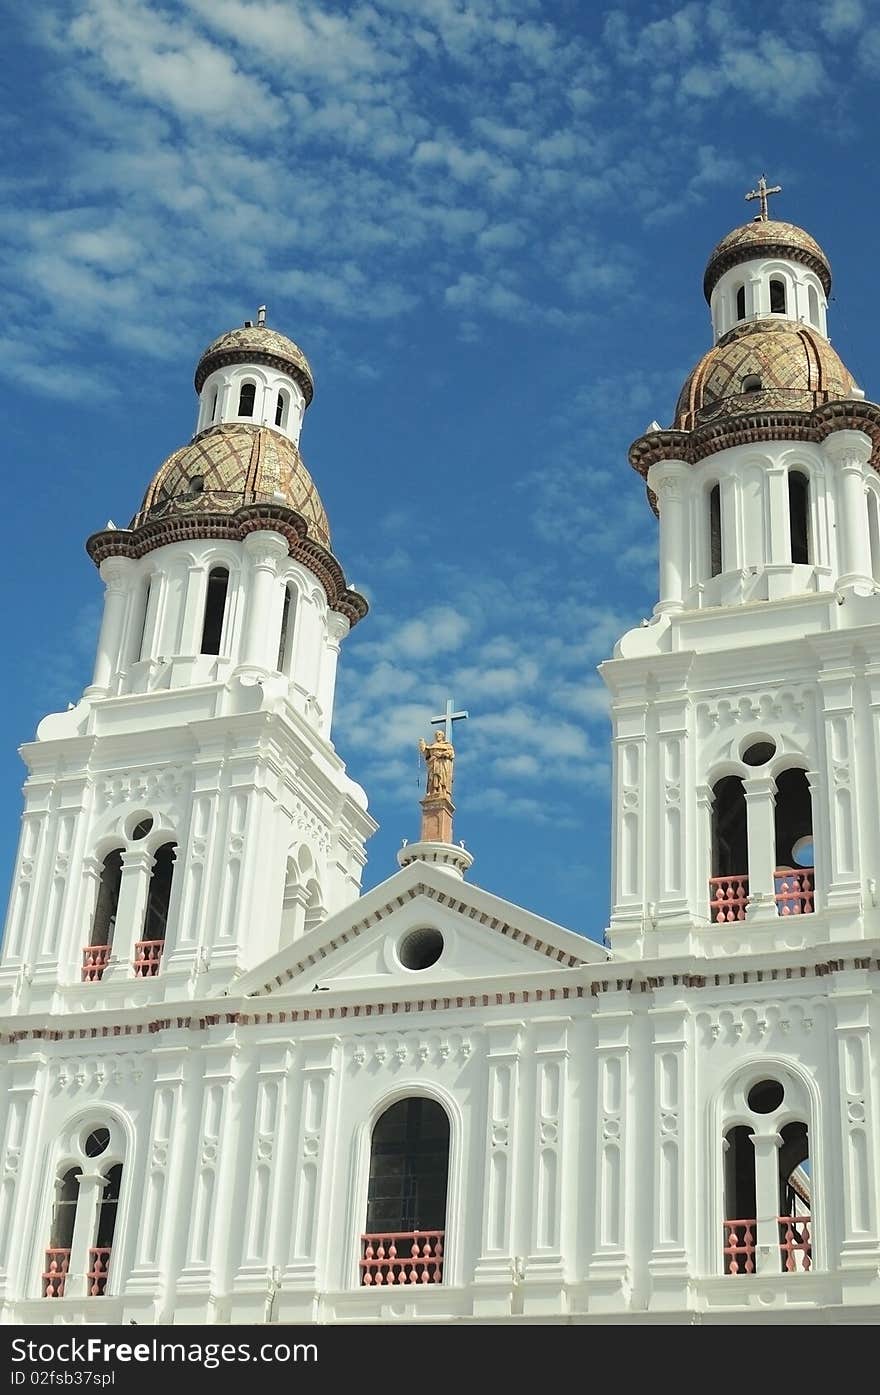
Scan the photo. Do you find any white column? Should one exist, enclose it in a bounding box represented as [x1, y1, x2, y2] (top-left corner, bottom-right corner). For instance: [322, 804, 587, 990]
[522, 1019, 570, 1312]
[818, 668, 862, 921]
[283, 1037, 340, 1309]
[238, 531, 289, 674]
[825, 430, 873, 590]
[588, 1006, 633, 1310]
[85, 557, 136, 697]
[648, 1002, 692, 1306]
[751, 1132, 782, 1275]
[744, 774, 778, 921]
[647, 460, 689, 613]
[64, 1172, 105, 1298]
[104, 848, 154, 978]
[833, 989, 879, 1268]
[317, 612, 349, 738]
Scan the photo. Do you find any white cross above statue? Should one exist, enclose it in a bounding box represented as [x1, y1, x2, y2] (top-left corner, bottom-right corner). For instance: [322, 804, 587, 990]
[431, 697, 468, 743]
[745, 175, 782, 222]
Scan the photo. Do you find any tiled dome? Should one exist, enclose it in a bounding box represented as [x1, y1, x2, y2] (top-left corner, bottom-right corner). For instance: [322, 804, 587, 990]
[704, 219, 831, 302]
[195, 325, 314, 404]
[133, 422, 330, 547]
[674, 320, 854, 431]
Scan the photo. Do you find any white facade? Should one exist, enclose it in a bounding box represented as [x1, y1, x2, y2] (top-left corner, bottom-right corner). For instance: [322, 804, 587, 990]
[3, 222, 880, 1326]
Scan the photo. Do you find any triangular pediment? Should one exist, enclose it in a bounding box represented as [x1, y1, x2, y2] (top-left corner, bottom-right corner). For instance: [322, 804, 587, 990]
[237, 860, 606, 1002]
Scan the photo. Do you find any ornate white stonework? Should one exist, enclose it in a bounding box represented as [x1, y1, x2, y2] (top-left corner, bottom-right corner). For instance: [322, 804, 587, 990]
[3, 211, 880, 1326]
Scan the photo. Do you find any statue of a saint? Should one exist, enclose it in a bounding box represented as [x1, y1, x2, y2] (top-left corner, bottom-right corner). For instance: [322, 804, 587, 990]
[419, 730, 455, 800]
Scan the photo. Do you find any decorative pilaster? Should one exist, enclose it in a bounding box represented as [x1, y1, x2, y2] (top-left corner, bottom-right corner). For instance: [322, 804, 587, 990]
[317, 612, 349, 738]
[126, 1049, 188, 1299]
[647, 1002, 692, 1308]
[238, 1046, 291, 1271]
[817, 668, 862, 922]
[588, 1008, 633, 1309]
[609, 703, 648, 948]
[0, 1058, 44, 1300]
[832, 986, 879, 1269]
[473, 1023, 523, 1316]
[282, 1037, 340, 1312]
[85, 557, 136, 697]
[237, 531, 289, 674]
[522, 1019, 570, 1314]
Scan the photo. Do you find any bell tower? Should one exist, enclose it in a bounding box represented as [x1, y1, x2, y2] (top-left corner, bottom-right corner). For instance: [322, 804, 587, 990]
[0, 313, 376, 1010]
[601, 184, 880, 960]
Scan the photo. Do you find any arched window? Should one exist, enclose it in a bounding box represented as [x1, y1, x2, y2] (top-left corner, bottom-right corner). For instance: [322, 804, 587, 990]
[807, 285, 820, 328]
[303, 879, 325, 938]
[134, 580, 152, 662]
[43, 1168, 81, 1296]
[91, 1164, 122, 1296]
[135, 842, 176, 976]
[210, 388, 219, 423]
[84, 848, 123, 983]
[200, 567, 229, 655]
[735, 284, 746, 321]
[275, 390, 289, 428]
[770, 278, 786, 314]
[709, 775, 748, 921]
[774, 768, 814, 915]
[708, 484, 722, 577]
[237, 381, 256, 417]
[276, 584, 296, 673]
[43, 1127, 124, 1299]
[361, 1098, 449, 1286]
[723, 1078, 812, 1276]
[788, 471, 810, 565]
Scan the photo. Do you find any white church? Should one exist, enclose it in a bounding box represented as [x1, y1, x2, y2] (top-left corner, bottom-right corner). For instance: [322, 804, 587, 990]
[2, 184, 880, 1326]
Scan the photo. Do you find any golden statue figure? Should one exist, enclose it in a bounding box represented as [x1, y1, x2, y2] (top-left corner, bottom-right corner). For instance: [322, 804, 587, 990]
[419, 730, 455, 800]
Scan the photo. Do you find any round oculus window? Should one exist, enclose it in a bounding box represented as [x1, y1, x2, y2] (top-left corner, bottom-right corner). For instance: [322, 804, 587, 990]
[747, 1080, 785, 1114]
[398, 927, 444, 971]
[84, 1127, 110, 1158]
[742, 739, 776, 767]
[130, 816, 154, 840]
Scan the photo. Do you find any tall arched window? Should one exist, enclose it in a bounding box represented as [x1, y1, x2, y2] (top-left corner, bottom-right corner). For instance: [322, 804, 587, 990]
[91, 1164, 122, 1296]
[210, 388, 219, 423]
[807, 285, 820, 328]
[735, 284, 746, 321]
[788, 471, 810, 564]
[84, 848, 124, 983]
[361, 1098, 449, 1286]
[43, 1168, 81, 1295]
[135, 842, 176, 976]
[770, 278, 786, 314]
[709, 775, 748, 921]
[276, 584, 296, 673]
[708, 484, 722, 577]
[200, 567, 229, 655]
[134, 580, 152, 662]
[774, 768, 814, 915]
[237, 381, 256, 417]
[275, 390, 289, 428]
[723, 1077, 812, 1276]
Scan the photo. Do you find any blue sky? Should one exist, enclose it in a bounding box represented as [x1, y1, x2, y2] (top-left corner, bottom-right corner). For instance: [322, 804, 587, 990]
[3, 0, 880, 943]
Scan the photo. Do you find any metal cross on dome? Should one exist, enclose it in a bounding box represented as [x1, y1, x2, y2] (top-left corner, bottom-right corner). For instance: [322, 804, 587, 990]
[745, 175, 782, 221]
[431, 696, 468, 742]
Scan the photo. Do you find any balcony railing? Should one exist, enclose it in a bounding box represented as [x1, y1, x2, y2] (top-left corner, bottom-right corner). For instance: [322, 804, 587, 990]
[42, 1248, 70, 1297]
[87, 1247, 112, 1295]
[710, 868, 815, 922]
[723, 1217, 811, 1274]
[360, 1231, 444, 1286]
[82, 944, 111, 983]
[133, 940, 164, 977]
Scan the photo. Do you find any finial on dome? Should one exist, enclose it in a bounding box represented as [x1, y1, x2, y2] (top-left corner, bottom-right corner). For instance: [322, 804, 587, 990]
[745, 174, 782, 222]
[257, 304, 267, 327]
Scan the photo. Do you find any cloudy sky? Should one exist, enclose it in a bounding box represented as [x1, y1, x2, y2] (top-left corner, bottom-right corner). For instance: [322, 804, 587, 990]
[3, 0, 879, 941]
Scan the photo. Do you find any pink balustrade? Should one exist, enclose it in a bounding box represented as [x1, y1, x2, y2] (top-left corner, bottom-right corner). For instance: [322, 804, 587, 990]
[778, 1215, 812, 1271]
[42, 1249, 70, 1298]
[82, 944, 111, 983]
[87, 1247, 112, 1295]
[709, 875, 750, 922]
[722, 1220, 755, 1274]
[723, 1218, 812, 1274]
[133, 940, 164, 977]
[360, 1231, 444, 1286]
[774, 868, 815, 916]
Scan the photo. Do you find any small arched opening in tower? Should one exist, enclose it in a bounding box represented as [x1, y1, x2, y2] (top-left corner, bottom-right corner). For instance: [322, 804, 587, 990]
[237, 381, 257, 417]
[723, 1125, 755, 1272]
[735, 284, 746, 322]
[275, 389, 289, 429]
[774, 768, 814, 915]
[91, 1163, 123, 1296]
[708, 484, 722, 577]
[200, 567, 229, 655]
[43, 1168, 81, 1297]
[808, 284, 820, 329]
[770, 278, 787, 315]
[361, 1097, 449, 1287]
[778, 1121, 812, 1272]
[83, 848, 124, 983]
[276, 584, 296, 673]
[709, 775, 748, 921]
[135, 842, 177, 976]
[788, 471, 811, 565]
